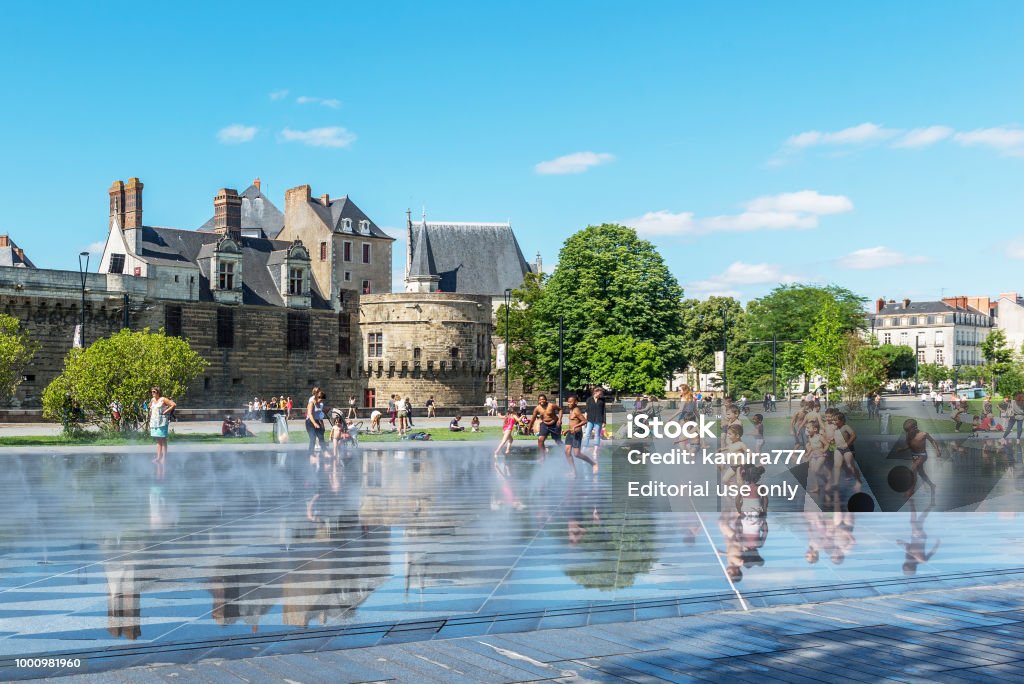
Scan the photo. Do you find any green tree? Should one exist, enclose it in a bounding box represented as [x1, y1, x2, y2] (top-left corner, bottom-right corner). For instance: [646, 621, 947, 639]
[875, 344, 917, 380]
[981, 329, 1013, 392]
[679, 296, 746, 395]
[804, 299, 846, 399]
[531, 224, 685, 393]
[587, 335, 666, 395]
[843, 334, 888, 408]
[0, 313, 39, 403]
[918, 363, 950, 387]
[42, 328, 208, 433]
[495, 271, 545, 392]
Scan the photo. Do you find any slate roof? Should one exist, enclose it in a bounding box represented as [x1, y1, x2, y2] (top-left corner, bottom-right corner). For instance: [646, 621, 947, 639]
[876, 301, 981, 316]
[199, 184, 285, 239]
[310, 195, 393, 240]
[408, 221, 533, 296]
[0, 238, 35, 268]
[138, 226, 329, 309]
[407, 220, 437, 279]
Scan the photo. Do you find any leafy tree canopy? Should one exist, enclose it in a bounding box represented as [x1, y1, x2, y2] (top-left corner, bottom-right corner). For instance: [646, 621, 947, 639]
[42, 328, 208, 432]
[587, 335, 666, 395]
[0, 313, 38, 403]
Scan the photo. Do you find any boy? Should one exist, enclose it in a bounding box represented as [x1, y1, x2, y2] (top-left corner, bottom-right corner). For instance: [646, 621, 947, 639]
[831, 412, 862, 494]
[564, 396, 598, 477]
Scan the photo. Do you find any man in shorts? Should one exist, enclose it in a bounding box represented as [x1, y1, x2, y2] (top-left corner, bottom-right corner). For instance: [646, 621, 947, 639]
[529, 393, 563, 455]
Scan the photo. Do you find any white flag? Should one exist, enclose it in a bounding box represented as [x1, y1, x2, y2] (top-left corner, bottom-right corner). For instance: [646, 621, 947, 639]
[496, 343, 507, 370]
[73, 324, 82, 348]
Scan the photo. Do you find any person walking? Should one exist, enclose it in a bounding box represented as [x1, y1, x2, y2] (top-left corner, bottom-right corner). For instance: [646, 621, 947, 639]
[1002, 392, 1024, 441]
[582, 386, 607, 454]
[286, 396, 293, 420]
[347, 395, 357, 420]
[305, 386, 327, 459]
[396, 395, 408, 435]
[528, 394, 563, 455]
[387, 394, 397, 431]
[426, 395, 436, 418]
[149, 387, 176, 465]
[494, 408, 518, 457]
[404, 396, 414, 428]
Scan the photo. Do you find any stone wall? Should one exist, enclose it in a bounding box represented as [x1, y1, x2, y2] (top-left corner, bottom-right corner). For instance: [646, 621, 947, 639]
[357, 293, 492, 408]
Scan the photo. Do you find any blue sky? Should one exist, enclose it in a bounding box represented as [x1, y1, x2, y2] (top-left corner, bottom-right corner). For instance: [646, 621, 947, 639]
[1, 1, 1022, 303]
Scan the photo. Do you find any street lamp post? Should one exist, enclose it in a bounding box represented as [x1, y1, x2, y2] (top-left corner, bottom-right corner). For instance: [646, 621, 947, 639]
[915, 335, 921, 393]
[721, 304, 728, 399]
[503, 288, 511, 410]
[558, 315, 564, 408]
[78, 251, 89, 347]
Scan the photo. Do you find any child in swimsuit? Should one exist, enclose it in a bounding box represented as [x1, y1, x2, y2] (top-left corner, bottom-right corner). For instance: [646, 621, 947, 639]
[750, 413, 765, 453]
[722, 424, 749, 486]
[804, 420, 830, 498]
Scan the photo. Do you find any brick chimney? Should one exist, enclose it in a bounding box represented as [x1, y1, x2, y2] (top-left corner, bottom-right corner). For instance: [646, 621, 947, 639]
[0, 235, 9, 248]
[253, 177, 261, 192]
[320, 193, 330, 206]
[876, 297, 885, 313]
[109, 180, 126, 228]
[123, 177, 143, 229]
[213, 188, 242, 238]
[902, 298, 911, 309]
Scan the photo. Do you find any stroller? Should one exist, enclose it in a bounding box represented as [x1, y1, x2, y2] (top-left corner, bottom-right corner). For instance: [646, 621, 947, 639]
[329, 408, 362, 448]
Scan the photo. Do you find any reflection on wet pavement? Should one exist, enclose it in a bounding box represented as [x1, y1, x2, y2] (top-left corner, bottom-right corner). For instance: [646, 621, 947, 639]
[0, 444, 1023, 659]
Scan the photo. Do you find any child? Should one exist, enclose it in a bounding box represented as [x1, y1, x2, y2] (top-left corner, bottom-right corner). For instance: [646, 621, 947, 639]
[331, 414, 347, 458]
[449, 415, 465, 432]
[564, 396, 598, 477]
[750, 414, 765, 453]
[470, 416, 481, 432]
[831, 412, 862, 494]
[722, 424, 750, 486]
[804, 420, 830, 498]
[494, 409, 518, 457]
[369, 409, 382, 433]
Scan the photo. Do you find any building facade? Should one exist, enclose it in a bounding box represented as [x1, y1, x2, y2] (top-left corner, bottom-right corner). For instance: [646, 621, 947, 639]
[0, 178, 516, 411]
[870, 297, 992, 367]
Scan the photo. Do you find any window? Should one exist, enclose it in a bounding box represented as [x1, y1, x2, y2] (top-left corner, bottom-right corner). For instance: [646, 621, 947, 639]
[344, 271, 352, 282]
[413, 347, 421, 360]
[286, 313, 310, 351]
[343, 241, 352, 262]
[362, 243, 371, 264]
[936, 349, 944, 364]
[476, 333, 487, 359]
[917, 350, 926, 363]
[338, 313, 350, 354]
[935, 331, 944, 346]
[367, 332, 383, 357]
[450, 347, 460, 359]
[288, 268, 304, 295]
[486, 374, 495, 393]
[900, 332, 908, 345]
[909, 316, 918, 325]
[216, 308, 234, 348]
[343, 218, 352, 231]
[174, 275, 179, 283]
[883, 332, 892, 344]
[108, 254, 125, 274]
[320, 242, 328, 261]
[360, 220, 370, 234]
[218, 261, 235, 290]
[927, 315, 935, 324]
[362, 279, 372, 294]
[164, 305, 183, 337]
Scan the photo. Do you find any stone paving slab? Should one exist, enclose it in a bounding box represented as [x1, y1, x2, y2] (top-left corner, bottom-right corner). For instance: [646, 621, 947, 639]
[10, 578, 1024, 683]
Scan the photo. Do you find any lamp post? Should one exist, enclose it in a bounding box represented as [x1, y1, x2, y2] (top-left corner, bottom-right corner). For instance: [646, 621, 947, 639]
[78, 251, 89, 347]
[558, 315, 564, 408]
[914, 335, 921, 394]
[721, 304, 728, 399]
[503, 288, 511, 411]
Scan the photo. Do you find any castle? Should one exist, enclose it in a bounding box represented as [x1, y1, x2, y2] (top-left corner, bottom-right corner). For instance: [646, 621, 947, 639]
[0, 178, 535, 411]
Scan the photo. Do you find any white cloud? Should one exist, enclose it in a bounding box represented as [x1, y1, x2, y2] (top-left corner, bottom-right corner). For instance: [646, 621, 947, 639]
[892, 126, 953, 148]
[280, 127, 356, 148]
[297, 95, 342, 108]
[217, 124, 258, 144]
[744, 190, 853, 215]
[624, 190, 853, 237]
[953, 126, 1024, 156]
[269, 89, 289, 101]
[535, 151, 614, 175]
[837, 246, 928, 270]
[82, 240, 105, 256]
[1007, 241, 1024, 259]
[687, 262, 800, 298]
[785, 123, 900, 148]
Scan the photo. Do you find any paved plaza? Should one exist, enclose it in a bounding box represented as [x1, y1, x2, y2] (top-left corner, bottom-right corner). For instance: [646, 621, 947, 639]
[0, 430, 1021, 681]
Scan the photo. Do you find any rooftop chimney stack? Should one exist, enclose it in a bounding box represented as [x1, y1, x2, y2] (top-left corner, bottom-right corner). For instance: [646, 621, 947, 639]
[213, 188, 242, 238]
[320, 193, 330, 206]
[876, 297, 885, 313]
[253, 177, 261, 191]
[123, 177, 143, 229]
[903, 298, 911, 309]
[109, 180, 126, 228]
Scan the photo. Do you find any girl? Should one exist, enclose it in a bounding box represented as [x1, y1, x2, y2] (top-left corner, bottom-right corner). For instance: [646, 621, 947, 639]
[331, 413, 348, 458]
[750, 413, 765, 453]
[494, 409, 517, 457]
[470, 416, 481, 432]
[804, 420, 830, 498]
[396, 395, 408, 435]
[149, 387, 176, 465]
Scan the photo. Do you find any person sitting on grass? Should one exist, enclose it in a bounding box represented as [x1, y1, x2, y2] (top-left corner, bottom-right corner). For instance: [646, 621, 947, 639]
[471, 416, 480, 432]
[449, 415, 466, 432]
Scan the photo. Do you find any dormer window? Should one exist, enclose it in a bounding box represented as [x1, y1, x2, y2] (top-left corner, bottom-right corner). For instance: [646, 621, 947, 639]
[343, 218, 352, 231]
[359, 220, 370, 234]
[218, 261, 235, 290]
[288, 267, 304, 295]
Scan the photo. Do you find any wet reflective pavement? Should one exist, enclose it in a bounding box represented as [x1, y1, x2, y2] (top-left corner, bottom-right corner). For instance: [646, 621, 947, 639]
[1, 443, 1023, 667]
